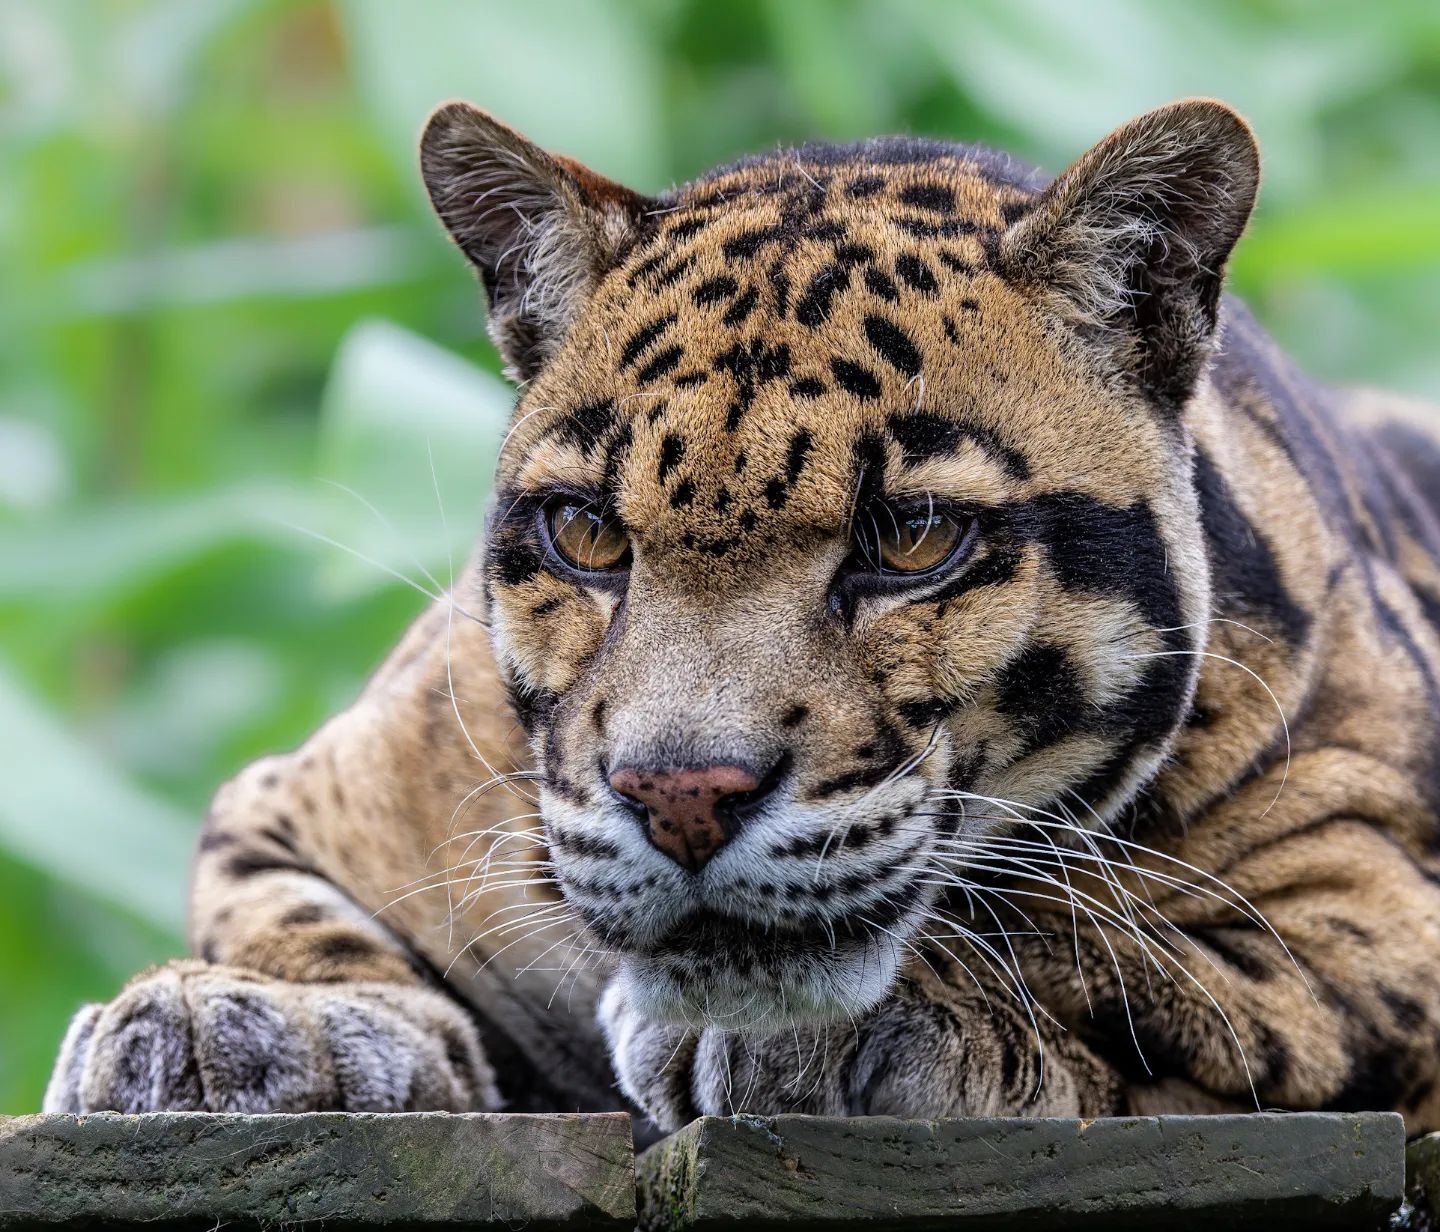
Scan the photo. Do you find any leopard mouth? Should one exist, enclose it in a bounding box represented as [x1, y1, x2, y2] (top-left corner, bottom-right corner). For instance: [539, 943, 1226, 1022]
[609, 902, 919, 1029]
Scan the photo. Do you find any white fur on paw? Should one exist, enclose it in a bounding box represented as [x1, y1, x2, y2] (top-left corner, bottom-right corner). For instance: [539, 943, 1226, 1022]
[42, 1003, 104, 1114]
[598, 982, 695, 1131]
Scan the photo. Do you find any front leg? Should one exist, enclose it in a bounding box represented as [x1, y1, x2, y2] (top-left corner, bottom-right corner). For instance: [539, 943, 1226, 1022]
[601, 964, 1122, 1130]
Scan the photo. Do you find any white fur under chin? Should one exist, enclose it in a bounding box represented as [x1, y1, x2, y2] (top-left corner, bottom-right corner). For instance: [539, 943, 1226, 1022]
[610, 932, 904, 1033]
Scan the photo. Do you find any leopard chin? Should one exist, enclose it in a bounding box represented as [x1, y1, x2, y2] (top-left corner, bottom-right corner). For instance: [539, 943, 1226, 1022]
[609, 905, 916, 1030]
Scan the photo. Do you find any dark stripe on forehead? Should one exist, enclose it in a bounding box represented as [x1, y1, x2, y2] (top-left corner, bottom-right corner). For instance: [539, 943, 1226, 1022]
[556, 399, 616, 453]
[887, 410, 1031, 480]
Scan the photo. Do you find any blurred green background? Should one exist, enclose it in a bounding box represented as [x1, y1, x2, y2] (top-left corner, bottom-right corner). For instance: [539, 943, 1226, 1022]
[1, 0, 1438, 1113]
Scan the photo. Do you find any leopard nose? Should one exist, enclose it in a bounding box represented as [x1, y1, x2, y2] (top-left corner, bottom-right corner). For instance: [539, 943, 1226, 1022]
[608, 763, 768, 872]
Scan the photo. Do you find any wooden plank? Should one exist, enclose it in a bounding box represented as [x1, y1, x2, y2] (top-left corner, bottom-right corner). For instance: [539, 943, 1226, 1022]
[0, 1111, 635, 1229]
[638, 1112, 1404, 1231]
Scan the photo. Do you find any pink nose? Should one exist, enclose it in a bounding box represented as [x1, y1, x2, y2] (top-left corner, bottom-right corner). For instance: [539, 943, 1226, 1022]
[609, 764, 762, 872]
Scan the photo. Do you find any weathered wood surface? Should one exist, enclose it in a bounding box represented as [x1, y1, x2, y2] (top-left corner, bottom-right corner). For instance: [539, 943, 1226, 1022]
[1401, 1131, 1440, 1229]
[0, 1111, 636, 1229]
[637, 1112, 1405, 1231]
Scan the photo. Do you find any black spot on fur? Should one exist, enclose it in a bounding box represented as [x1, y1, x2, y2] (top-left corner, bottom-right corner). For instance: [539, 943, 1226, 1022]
[834, 242, 874, 267]
[722, 287, 760, 326]
[847, 176, 884, 197]
[491, 541, 542, 586]
[785, 429, 814, 483]
[830, 358, 881, 401]
[658, 432, 686, 484]
[765, 478, 789, 509]
[995, 642, 1085, 752]
[620, 314, 676, 370]
[893, 216, 980, 240]
[895, 253, 939, 294]
[670, 478, 696, 509]
[715, 340, 792, 431]
[790, 377, 825, 399]
[796, 264, 851, 328]
[938, 250, 977, 275]
[864, 315, 922, 377]
[674, 371, 708, 388]
[724, 226, 784, 260]
[636, 345, 685, 386]
[769, 260, 791, 317]
[693, 275, 739, 306]
[650, 253, 696, 288]
[864, 267, 899, 301]
[781, 704, 809, 728]
[531, 597, 562, 617]
[626, 253, 666, 288]
[898, 183, 956, 213]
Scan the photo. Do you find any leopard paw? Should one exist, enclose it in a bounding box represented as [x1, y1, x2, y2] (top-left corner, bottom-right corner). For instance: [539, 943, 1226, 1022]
[43, 961, 499, 1114]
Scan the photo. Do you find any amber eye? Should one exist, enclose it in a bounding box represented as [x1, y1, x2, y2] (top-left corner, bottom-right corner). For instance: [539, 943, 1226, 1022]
[545, 500, 631, 572]
[858, 505, 971, 575]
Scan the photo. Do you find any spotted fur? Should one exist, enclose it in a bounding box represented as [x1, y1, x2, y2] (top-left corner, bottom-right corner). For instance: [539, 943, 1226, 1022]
[48, 99, 1440, 1134]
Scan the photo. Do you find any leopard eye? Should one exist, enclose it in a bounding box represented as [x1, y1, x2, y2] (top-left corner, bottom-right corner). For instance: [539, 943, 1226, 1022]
[545, 500, 631, 572]
[857, 505, 971, 575]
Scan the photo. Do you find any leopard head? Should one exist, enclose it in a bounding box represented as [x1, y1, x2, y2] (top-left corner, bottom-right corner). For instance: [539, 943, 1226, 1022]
[421, 99, 1258, 1029]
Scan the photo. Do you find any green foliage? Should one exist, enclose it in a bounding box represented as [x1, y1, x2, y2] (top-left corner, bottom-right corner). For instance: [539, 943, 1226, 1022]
[1, 0, 1436, 1111]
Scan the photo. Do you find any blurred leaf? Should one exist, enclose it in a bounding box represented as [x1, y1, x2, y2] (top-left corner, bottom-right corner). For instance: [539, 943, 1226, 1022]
[340, 0, 668, 190]
[0, 664, 191, 932]
[1235, 186, 1440, 279]
[315, 317, 512, 589]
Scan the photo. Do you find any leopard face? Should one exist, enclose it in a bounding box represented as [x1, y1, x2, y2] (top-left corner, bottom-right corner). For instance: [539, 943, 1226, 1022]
[422, 101, 1257, 1029]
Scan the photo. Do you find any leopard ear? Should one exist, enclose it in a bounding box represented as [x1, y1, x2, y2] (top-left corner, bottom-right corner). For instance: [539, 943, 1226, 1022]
[997, 99, 1259, 410]
[420, 102, 654, 383]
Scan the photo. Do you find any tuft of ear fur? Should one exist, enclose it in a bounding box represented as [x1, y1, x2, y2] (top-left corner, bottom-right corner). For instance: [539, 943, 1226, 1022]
[420, 102, 653, 383]
[997, 99, 1259, 410]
